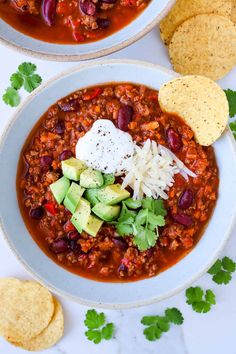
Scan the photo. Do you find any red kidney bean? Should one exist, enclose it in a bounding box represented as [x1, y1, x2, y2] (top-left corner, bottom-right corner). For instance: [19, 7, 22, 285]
[178, 189, 194, 209]
[54, 120, 65, 134]
[40, 155, 53, 169]
[51, 239, 69, 254]
[59, 150, 73, 161]
[80, 0, 97, 16]
[29, 207, 44, 220]
[58, 99, 80, 112]
[42, 0, 57, 26]
[166, 128, 182, 152]
[69, 240, 81, 253]
[102, 0, 117, 3]
[172, 213, 193, 227]
[97, 18, 110, 29]
[67, 230, 80, 240]
[117, 105, 134, 132]
[114, 237, 128, 251]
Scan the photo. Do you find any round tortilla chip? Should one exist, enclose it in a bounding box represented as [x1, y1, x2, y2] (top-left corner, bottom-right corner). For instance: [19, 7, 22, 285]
[232, 0, 236, 23]
[159, 0, 232, 45]
[158, 75, 229, 146]
[9, 298, 64, 351]
[0, 279, 54, 342]
[169, 14, 236, 81]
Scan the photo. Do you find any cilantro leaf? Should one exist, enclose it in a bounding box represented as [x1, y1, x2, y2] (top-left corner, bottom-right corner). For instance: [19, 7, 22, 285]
[2, 87, 20, 107]
[141, 307, 184, 341]
[24, 74, 42, 93]
[116, 223, 133, 236]
[165, 308, 184, 325]
[208, 256, 235, 284]
[213, 270, 232, 285]
[84, 309, 105, 329]
[147, 212, 165, 227]
[134, 228, 158, 251]
[208, 259, 222, 275]
[224, 89, 236, 118]
[222, 256, 236, 272]
[186, 287, 216, 313]
[229, 122, 236, 140]
[186, 287, 204, 304]
[142, 198, 167, 216]
[101, 323, 114, 340]
[143, 325, 162, 341]
[85, 329, 102, 344]
[84, 310, 114, 344]
[10, 72, 23, 90]
[18, 62, 36, 76]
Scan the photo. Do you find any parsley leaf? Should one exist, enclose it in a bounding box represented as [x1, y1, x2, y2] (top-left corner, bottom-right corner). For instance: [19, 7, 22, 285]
[165, 308, 184, 325]
[84, 310, 114, 344]
[186, 287, 216, 313]
[10, 73, 23, 90]
[208, 257, 236, 285]
[224, 89, 236, 118]
[18, 62, 37, 76]
[141, 307, 184, 341]
[2, 87, 20, 107]
[24, 74, 42, 93]
[229, 122, 236, 140]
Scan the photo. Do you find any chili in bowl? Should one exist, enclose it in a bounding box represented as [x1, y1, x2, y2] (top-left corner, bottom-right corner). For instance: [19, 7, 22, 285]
[0, 60, 236, 308]
[0, 0, 174, 60]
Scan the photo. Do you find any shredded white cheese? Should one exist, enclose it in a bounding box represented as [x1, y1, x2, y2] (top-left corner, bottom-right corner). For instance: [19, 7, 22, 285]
[122, 139, 196, 200]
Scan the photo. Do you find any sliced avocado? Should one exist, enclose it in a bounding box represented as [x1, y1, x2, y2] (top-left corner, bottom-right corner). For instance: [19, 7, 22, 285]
[80, 168, 104, 188]
[84, 188, 100, 206]
[97, 184, 130, 205]
[71, 198, 91, 232]
[84, 215, 103, 237]
[50, 176, 70, 204]
[92, 203, 120, 222]
[64, 182, 85, 214]
[62, 157, 86, 181]
[102, 173, 115, 187]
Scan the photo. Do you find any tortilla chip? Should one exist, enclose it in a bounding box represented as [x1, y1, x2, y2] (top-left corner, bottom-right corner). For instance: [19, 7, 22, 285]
[168, 14, 236, 81]
[9, 298, 64, 351]
[158, 75, 229, 146]
[0, 279, 54, 342]
[232, 0, 236, 23]
[159, 0, 232, 45]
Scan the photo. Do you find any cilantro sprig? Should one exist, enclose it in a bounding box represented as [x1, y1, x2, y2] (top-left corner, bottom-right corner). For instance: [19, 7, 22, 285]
[141, 307, 184, 341]
[185, 287, 216, 313]
[2, 62, 42, 107]
[229, 121, 236, 140]
[208, 256, 236, 285]
[84, 309, 114, 344]
[224, 89, 236, 118]
[115, 197, 167, 251]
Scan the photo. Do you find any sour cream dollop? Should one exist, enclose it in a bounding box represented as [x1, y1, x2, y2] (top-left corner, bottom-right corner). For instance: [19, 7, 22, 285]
[75, 119, 134, 175]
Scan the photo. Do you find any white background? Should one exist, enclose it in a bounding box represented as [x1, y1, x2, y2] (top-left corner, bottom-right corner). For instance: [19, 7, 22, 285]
[0, 28, 236, 354]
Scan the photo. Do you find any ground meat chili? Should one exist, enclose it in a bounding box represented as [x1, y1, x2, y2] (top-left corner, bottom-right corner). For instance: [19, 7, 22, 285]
[0, 0, 150, 44]
[16, 83, 219, 282]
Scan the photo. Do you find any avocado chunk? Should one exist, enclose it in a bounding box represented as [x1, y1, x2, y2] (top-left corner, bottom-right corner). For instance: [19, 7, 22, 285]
[84, 188, 100, 206]
[64, 182, 85, 214]
[92, 203, 120, 222]
[97, 184, 130, 205]
[50, 176, 70, 204]
[80, 168, 104, 188]
[71, 198, 91, 232]
[62, 157, 86, 181]
[102, 173, 115, 187]
[84, 215, 103, 237]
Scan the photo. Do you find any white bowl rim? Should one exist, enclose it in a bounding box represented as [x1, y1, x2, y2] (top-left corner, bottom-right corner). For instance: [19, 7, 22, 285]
[0, 0, 175, 61]
[0, 59, 236, 309]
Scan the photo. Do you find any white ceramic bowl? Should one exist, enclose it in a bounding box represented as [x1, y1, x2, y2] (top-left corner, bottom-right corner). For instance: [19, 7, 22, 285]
[0, 0, 174, 61]
[0, 60, 236, 309]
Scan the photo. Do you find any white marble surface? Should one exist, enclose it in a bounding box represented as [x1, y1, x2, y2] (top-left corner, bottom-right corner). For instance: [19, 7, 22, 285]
[0, 28, 236, 354]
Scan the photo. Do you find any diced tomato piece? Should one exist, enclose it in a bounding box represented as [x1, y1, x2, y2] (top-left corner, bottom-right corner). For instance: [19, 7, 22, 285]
[63, 220, 76, 232]
[44, 202, 57, 215]
[82, 88, 102, 101]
